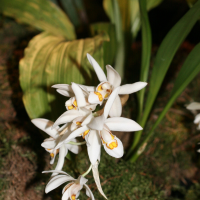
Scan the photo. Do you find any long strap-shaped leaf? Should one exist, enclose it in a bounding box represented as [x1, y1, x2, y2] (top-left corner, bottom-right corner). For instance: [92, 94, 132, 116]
[130, 42, 200, 162]
[130, 0, 200, 153]
[142, 0, 200, 126]
[0, 0, 76, 40]
[137, 0, 152, 121]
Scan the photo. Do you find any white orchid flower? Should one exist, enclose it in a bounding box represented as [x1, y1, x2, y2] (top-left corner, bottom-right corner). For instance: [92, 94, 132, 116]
[86, 53, 147, 117]
[60, 87, 142, 164]
[87, 87, 142, 162]
[32, 119, 80, 174]
[43, 170, 95, 200]
[52, 82, 96, 111]
[54, 112, 94, 150]
[186, 102, 200, 130]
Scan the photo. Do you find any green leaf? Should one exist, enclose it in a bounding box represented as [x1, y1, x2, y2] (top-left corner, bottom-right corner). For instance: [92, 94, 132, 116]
[0, 0, 76, 40]
[137, 0, 152, 121]
[130, 42, 200, 162]
[103, 0, 162, 38]
[59, 0, 87, 28]
[141, 0, 200, 129]
[20, 32, 109, 120]
[90, 22, 117, 65]
[103, 0, 125, 78]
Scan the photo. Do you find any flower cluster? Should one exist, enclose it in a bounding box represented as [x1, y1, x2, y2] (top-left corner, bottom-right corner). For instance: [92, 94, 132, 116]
[32, 54, 147, 199]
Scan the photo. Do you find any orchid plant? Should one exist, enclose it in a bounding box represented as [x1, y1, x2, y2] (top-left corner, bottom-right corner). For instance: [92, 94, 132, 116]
[32, 54, 147, 199]
[2, 0, 200, 198]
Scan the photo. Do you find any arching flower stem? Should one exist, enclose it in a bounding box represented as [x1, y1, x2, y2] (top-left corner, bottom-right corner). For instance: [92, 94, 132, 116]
[82, 164, 92, 177]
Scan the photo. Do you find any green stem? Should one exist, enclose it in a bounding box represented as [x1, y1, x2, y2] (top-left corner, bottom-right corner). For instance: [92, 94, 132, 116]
[82, 164, 92, 177]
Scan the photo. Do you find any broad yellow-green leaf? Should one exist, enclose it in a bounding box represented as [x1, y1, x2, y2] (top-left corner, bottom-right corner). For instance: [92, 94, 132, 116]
[130, 42, 200, 162]
[20, 32, 109, 120]
[90, 23, 117, 65]
[20, 32, 65, 119]
[0, 0, 76, 40]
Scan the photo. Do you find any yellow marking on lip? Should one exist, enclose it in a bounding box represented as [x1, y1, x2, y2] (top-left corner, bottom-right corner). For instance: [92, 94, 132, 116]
[94, 92, 103, 101]
[73, 100, 77, 107]
[82, 129, 90, 138]
[104, 93, 109, 98]
[71, 195, 76, 200]
[107, 140, 118, 150]
[50, 153, 54, 158]
[68, 105, 74, 110]
[97, 85, 103, 91]
[76, 121, 82, 126]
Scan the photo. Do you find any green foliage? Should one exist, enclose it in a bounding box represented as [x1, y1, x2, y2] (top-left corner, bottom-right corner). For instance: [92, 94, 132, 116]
[103, 0, 162, 38]
[0, 0, 76, 39]
[131, 42, 200, 162]
[141, 0, 200, 128]
[137, 0, 152, 121]
[128, 0, 200, 159]
[90, 22, 117, 65]
[20, 32, 109, 120]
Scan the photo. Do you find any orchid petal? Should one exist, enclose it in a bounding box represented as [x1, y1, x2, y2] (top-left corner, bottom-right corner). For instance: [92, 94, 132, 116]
[72, 83, 87, 107]
[88, 114, 105, 131]
[82, 113, 94, 126]
[48, 175, 68, 186]
[78, 84, 95, 92]
[62, 187, 70, 200]
[119, 82, 147, 94]
[88, 92, 102, 105]
[186, 102, 200, 110]
[105, 117, 143, 131]
[52, 84, 73, 92]
[41, 140, 56, 149]
[57, 89, 74, 97]
[87, 53, 107, 82]
[104, 87, 120, 119]
[92, 162, 107, 199]
[103, 137, 124, 158]
[31, 119, 59, 138]
[108, 95, 122, 117]
[50, 149, 57, 164]
[42, 170, 71, 175]
[84, 184, 95, 200]
[78, 175, 88, 185]
[64, 126, 88, 143]
[45, 176, 74, 193]
[53, 110, 84, 128]
[106, 65, 121, 88]
[65, 139, 80, 154]
[52, 145, 67, 176]
[194, 113, 200, 124]
[58, 123, 69, 131]
[87, 130, 101, 164]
